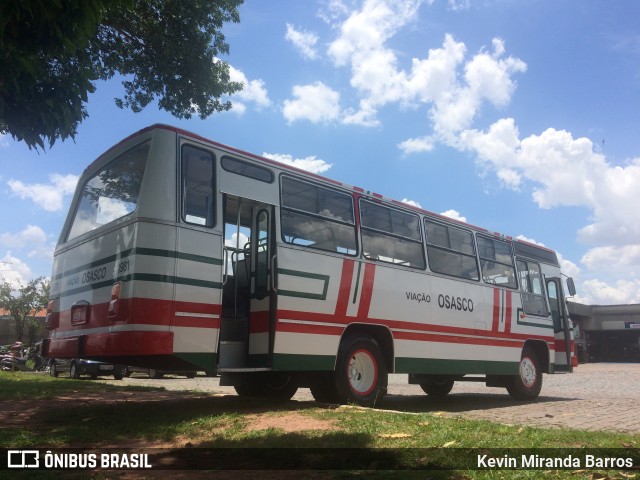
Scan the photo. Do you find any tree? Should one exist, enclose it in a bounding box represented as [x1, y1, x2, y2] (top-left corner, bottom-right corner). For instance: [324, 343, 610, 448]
[0, 0, 243, 149]
[0, 278, 50, 343]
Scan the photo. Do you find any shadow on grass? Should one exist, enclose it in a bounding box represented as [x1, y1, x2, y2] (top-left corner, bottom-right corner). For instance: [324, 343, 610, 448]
[5, 394, 465, 479]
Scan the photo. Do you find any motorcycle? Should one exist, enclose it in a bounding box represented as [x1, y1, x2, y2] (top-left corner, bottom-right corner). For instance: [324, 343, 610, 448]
[0, 343, 47, 372]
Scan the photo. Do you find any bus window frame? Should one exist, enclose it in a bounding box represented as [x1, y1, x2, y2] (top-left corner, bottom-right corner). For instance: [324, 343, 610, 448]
[180, 144, 216, 228]
[424, 218, 480, 281]
[279, 175, 358, 257]
[221, 155, 274, 184]
[359, 198, 426, 270]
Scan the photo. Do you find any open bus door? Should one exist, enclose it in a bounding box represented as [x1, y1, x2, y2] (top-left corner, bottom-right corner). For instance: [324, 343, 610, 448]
[218, 195, 276, 370]
[546, 277, 574, 372]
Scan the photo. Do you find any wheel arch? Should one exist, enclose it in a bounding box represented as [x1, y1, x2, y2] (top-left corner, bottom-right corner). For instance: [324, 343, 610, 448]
[339, 323, 395, 373]
[523, 339, 550, 374]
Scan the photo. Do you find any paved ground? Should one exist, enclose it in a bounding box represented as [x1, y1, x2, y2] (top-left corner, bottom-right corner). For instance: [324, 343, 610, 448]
[105, 363, 640, 434]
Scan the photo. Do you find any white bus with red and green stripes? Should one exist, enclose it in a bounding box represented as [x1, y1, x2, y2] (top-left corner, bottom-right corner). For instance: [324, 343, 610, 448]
[43, 124, 576, 406]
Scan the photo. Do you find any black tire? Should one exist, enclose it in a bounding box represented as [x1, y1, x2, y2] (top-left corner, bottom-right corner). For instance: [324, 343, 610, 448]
[507, 347, 542, 400]
[185, 372, 196, 379]
[49, 361, 60, 378]
[234, 372, 298, 400]
[70, 361, 80, 380]
[309, 372, 341, 404]
[335, 335, 387, 407]
[419, 376, 455, 397]
[149, 369, 164, 379]
[113, 366, 126, 380]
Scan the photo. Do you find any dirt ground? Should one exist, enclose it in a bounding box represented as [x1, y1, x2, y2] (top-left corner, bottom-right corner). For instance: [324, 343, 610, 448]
[1, 389, 339, 448]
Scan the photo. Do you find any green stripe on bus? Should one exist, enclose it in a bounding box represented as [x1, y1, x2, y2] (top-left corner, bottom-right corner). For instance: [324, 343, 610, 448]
[58, 273, 223, 298]
[174, 352, 217, 371]
[277, 268, 330, 300]
[395, 357, 519, 376]
[272, 353, 336, 371]
[53, 247, 222, 280]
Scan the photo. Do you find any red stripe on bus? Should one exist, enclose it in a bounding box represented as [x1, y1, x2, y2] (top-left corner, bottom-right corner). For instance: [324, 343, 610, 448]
[277, 321, 549, 350]
[277, 321, 345, 336]
[335, 259, 355, 318]
[47, 331, 173, 357]
[555, 339, 569, 352]
[276, 308, 553, 344]
[357, 263, 376, 320]
[393, 330, 524, 348]
[55, 298, 220, 331]
[249, 311, 270, 334]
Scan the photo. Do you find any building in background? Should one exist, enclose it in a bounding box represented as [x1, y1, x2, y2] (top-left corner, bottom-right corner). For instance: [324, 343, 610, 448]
[568, 302, 640, 363]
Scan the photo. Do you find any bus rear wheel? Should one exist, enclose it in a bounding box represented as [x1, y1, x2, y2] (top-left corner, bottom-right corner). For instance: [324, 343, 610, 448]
[419, 376, 454, 397]
[335, 335, 387, 407]
[507, 347, 542, 400]
[235, 372, 298, 400]
[309, 372, 341, 404]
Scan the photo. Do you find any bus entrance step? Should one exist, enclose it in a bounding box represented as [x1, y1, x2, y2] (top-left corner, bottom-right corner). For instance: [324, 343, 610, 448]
[218, 340, 248, 368]
[219, 317, 249, 342]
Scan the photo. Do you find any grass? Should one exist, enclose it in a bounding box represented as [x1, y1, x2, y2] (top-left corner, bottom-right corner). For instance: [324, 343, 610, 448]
[0, 370, 163, 401]
[1, 371, 638, 479]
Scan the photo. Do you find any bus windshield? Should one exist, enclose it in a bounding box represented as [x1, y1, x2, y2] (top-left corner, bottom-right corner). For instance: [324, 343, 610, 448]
[67, 141, 150, 240]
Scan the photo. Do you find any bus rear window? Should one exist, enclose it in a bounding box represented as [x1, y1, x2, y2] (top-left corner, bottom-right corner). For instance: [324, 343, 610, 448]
[67, 141, 150, 240]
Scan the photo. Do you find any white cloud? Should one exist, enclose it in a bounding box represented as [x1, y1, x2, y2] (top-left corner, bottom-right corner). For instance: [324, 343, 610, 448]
[285, 24, 319, 60]
[283, 82, 341, 124]
[582, 278, 640, 305]
[0, 225, 47, 248]
[228, 65, 271, 114]
[0, 132, 9, 148]
[515, 235, 546, 247]
[8, 173, 78, 212]
[430, 38, 526, 143]
[0, 225, 55, 262]
[398, 136, 435, 154]
[0, 253, 34, 289]
[447, 0, 470, 11]
[263, 153, 332, 174]
[459, 121, 640, 247]
[440, 209, 467, 222]
[324, 1, 524, 132]
[401, 198, 422, 208]
[582, 245, 640, 272]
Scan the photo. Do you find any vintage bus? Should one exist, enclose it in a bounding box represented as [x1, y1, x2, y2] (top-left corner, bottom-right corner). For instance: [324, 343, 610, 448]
[43, 124, 576, 407]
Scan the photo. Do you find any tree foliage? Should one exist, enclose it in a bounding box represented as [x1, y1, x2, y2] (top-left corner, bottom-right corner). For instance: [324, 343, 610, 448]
[0, 0, 243, 149]
[0, 278, 50, 343]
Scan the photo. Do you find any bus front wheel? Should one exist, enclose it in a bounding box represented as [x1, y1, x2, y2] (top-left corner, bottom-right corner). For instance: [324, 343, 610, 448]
[335, 335, 387, 407]
[419, 376, 454, 397]
[507, 347, 542, 400]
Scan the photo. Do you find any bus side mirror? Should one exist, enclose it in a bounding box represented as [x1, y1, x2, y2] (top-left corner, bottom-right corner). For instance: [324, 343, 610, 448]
[566, 277, 576, 297]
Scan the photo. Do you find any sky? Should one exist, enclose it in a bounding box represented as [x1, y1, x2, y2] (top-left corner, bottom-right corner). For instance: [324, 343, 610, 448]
[1, 0, 640, 305]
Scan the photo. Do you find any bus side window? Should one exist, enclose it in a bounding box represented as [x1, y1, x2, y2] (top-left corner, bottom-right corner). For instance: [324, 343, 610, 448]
[424, 220, 479, 280]
[182, 145, 215, 227]
[360, 200, 425, 269]
[280, 176, 357, 255]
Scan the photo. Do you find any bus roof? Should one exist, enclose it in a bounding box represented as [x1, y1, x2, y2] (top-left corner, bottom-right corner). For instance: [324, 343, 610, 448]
[88, 123, 560, 264]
